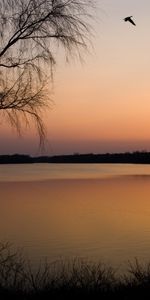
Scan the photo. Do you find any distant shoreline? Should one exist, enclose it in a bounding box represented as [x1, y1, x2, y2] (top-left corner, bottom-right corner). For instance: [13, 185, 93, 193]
[1, 151, 150, 164]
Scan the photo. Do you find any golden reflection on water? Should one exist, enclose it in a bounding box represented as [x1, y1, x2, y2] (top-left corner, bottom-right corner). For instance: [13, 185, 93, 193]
[1, 175, 150, 268]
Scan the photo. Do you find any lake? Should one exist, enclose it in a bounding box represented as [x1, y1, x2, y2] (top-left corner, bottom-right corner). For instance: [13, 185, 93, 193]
[1, 163, 150, 271]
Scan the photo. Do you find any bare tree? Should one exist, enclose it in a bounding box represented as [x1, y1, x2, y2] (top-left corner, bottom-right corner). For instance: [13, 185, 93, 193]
[0, 0, 95, 146]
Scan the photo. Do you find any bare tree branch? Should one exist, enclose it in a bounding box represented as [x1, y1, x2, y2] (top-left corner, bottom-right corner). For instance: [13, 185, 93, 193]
[0, 0, 95, 146]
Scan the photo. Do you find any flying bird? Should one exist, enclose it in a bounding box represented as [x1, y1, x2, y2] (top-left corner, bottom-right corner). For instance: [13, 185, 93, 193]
[124, 16, 136, 26]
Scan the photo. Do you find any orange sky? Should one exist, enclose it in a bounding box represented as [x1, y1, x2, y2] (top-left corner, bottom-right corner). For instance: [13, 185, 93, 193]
[1, 0, 150, 155]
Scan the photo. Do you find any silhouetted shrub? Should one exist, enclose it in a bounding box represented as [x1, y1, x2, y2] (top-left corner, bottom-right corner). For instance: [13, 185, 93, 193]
[1, 243, 150, 299]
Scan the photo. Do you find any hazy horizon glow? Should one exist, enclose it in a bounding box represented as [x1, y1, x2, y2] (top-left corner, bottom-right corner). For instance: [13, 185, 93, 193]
[1, 0, 150, 155]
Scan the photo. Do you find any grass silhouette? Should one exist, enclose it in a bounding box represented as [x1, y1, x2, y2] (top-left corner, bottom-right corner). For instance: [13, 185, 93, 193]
[0, 243, 150, 299]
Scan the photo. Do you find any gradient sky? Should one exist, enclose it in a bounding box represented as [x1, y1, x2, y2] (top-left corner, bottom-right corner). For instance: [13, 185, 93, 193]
[1, 0, 150, 155]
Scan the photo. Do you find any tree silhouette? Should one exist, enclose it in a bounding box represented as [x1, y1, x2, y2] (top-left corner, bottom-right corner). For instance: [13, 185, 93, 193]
[0, 0, 95, 146]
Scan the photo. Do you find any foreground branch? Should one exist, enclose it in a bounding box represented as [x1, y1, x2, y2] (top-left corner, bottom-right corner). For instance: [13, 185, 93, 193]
[0, 0, 95, 145]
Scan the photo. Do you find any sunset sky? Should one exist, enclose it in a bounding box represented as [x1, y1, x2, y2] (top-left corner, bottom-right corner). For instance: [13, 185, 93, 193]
[1, 0, 150, 155]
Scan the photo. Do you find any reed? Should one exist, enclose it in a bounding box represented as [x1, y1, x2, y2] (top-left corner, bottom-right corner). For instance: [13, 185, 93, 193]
[0, 243, 150, 299]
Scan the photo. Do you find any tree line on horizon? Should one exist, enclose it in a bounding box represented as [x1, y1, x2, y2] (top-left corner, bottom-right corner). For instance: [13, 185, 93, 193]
[1, 151, 150, 164]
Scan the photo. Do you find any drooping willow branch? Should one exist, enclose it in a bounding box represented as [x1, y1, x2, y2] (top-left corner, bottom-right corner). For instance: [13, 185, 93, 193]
[0, 0, 95, 146]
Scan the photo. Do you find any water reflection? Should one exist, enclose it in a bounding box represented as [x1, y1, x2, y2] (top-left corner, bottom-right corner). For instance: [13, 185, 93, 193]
[0, 167, 150, 269]
[1, 163, 150, 181]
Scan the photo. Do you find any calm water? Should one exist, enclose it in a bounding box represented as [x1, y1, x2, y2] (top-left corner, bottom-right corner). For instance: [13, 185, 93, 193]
[1, 163, 150, 270]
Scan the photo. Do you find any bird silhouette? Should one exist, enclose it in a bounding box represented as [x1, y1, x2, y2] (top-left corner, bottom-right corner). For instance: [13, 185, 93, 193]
[124, 16, 136, 26]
